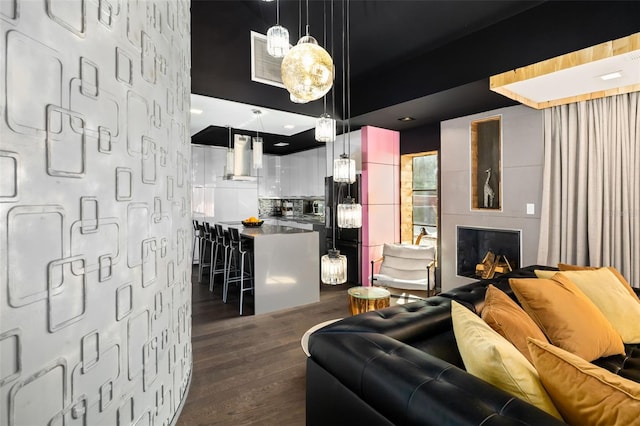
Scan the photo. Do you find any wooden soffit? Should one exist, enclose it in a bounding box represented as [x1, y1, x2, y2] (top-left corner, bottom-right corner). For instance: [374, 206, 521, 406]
[490, 33, 640, 109]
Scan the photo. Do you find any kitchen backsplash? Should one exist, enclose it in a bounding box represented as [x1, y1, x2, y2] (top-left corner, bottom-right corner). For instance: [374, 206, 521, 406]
[259, 198, 323, 217]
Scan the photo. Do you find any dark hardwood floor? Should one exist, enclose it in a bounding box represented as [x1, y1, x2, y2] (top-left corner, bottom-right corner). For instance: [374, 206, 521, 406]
[177, 266, 352, 426]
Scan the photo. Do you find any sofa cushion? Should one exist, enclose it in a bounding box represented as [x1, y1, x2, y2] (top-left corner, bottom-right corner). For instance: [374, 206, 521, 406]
[481, 284, 548, 364]
[509, 277, 625, 362]
[550, 268, 640, 343]
[528, 338, 640, 425]
[557, 264, 640, 303]
[451, 301, 562, 419]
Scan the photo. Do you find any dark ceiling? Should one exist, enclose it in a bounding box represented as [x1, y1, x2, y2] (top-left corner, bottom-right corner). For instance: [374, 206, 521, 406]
[191, 0, 640, 154]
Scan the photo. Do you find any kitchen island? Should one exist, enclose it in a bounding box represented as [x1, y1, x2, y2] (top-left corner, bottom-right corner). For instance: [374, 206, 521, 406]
[220, 223, 319, 315]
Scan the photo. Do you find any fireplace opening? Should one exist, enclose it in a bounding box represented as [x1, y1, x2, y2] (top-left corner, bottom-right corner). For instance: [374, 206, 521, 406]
[456, 226, 521, 279]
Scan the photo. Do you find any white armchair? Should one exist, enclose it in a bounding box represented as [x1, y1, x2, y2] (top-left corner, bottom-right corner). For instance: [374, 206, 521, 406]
[370, 243, 436, 301]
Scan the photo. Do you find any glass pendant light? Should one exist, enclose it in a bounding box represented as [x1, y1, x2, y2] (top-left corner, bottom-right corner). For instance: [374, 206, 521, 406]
[252, 110, 264, 169]
[266, 0, 289, 58]
[321, 249, 347, 285]
[333, 154, 355, 183]
[290, 92, 309, 104]
[281, 34, 333, 102]
[252, 137, 263, 169]
[337, 196, 362, 228]
[315, 113, 336, 143]
[225, 126, 234, 176]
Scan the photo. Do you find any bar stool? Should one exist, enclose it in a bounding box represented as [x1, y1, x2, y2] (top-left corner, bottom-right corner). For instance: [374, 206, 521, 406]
[208, 224, 228, 293]
[198, 222, 213, 283]
[192, 220, 201, 265]
[223, 227, 254, 315]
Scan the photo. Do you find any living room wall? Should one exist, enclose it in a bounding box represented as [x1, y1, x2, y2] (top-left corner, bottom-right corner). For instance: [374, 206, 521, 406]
[0, 1, 193, 424]
[440, 105, 544, 291]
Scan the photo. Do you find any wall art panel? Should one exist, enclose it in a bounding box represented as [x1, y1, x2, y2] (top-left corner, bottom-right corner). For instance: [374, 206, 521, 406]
[0, 1, 192, 425]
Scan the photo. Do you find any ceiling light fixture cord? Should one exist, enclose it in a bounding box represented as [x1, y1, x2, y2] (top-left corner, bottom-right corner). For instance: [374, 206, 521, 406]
[305, 0, 310, 35]
[276, 0, 280, 24]
[331, 0, 335, 121]
[347, 0, 352, 198]
[340, 0, 346, 157]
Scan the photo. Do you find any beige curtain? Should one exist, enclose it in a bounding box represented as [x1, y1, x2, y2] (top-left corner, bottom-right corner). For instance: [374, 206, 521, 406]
[538, 92, 640, 286]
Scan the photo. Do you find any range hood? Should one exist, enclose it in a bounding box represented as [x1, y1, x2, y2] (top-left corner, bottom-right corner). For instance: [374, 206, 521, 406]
[225, 134, 257, 181]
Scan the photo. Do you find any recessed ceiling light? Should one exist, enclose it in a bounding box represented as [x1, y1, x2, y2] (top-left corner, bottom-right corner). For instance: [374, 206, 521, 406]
[190, 108, 203, 114]
[598, 71, 622, 81]
[283, 124, 295, 129]
[398, 116, 415, 122]
[274, 142, 289, 147]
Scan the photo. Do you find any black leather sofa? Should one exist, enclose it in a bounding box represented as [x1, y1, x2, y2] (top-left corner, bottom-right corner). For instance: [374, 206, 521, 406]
[306, 266, 640, 426]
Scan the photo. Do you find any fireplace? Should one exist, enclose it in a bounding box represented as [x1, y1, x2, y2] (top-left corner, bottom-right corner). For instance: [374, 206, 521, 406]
[456, 226, 521, 278]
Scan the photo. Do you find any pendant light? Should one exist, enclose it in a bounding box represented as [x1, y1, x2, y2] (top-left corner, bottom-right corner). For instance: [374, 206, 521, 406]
[314, 1, 336, 143]
[335, 0, 362, 230]
[337, 197, 362, 228]
[333, 154, 355, 183]
[225, 126, 234, 176]
[321, 249, 347, 285]
[281, 0, 334, 103]
[267, 0, 290, 58]
[252, 109, 264, 169]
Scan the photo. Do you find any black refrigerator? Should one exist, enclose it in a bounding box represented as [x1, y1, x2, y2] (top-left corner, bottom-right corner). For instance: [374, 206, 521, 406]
[325, 175, 362, 285]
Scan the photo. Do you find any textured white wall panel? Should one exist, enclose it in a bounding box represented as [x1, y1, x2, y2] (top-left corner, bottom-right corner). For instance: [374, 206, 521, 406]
[0, 1, 193, 425]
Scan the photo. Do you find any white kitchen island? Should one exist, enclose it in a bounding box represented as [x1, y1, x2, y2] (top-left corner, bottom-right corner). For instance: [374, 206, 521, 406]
[221, 223, 319, 315]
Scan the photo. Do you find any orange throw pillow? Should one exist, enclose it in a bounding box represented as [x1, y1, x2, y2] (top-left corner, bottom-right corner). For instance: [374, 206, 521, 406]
[481, 285, 548, 364]
[528, 338, 640, 425]
[509, 277, 624, 361]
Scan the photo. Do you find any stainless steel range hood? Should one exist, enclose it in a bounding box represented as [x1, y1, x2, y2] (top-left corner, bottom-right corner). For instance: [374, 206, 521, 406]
[225, 134, 257, 181]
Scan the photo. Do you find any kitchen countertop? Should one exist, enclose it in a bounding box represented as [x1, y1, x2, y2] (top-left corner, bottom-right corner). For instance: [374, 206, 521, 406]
[261, 215, 325, 225]
[218, 222, 316, 237]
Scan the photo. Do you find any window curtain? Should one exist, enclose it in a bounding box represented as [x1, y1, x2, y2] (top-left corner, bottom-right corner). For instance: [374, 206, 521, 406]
[537, 92, 639, 286]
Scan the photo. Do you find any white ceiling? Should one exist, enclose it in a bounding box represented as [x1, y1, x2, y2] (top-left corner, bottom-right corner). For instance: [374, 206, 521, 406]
[189, 94, 317, 137]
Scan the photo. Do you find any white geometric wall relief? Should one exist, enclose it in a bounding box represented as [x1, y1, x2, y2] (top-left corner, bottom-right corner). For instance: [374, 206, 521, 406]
[80, 196, 99, 234]
[152, 99, 162, 129]
[0, 329, 21, 387]
[141, 237, 158, 288]
[71, 341, 120, 416]
[115, 48, 133, 86]
[46, 105, 86, 178]
[167, 176, 174, 201]
[141, 136, 158, 184]
[6, 205, 65, 308]
[79, 57, 98, 98]
[127, 309, 149, 381]
[127, 91, 149, 157]
[6, 30, 62, 135]
[115, 167, 133, 201]
[97, 0, 116, 28]
[70, 73, 121, 142]
[116, 283, 133, 321]
[46, 0, 86, 37]
[0, 151, 19, 201]
[126, 203, 149, 268]
[8, 360, 68, 426]
[0, 0, 17, 21]
[70, 217, 120, 277]
[47, 255, 86, 332]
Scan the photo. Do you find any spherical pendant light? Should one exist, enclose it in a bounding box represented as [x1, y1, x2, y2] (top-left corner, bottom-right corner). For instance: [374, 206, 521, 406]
[281, 35, 334, 103]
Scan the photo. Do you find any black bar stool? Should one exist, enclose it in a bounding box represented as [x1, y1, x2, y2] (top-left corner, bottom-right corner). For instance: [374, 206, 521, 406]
[198, 222, 213, 283]
[208, 224, 228, 292]
[223, 227, 254, 315]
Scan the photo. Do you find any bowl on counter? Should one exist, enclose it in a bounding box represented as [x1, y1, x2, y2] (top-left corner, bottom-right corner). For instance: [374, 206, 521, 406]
[241, 220, 264, 227]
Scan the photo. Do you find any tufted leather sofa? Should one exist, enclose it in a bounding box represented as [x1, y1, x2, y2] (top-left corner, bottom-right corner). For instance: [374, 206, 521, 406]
[306, 266, 640, 425]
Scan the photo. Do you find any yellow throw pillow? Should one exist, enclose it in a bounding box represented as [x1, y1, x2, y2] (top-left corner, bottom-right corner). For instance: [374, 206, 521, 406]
[551, 268, 640, 343]
[509, 277, 625, 361]
[528, 338, 640, 425]
[451, 301, 562, 419]
[558, 263, 640, 303]
[534, 269, 555, 279]
[481, 284, 548, 365]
